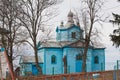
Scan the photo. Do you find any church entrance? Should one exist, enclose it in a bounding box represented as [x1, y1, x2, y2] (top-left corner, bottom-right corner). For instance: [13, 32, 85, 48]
[76, 60, 82, 72]
[32, 65, 38, 75]
[76, 54, 82, 72]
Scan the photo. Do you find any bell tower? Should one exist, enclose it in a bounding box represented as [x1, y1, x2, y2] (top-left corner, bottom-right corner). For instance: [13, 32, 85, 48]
[56, 11, 83, 42]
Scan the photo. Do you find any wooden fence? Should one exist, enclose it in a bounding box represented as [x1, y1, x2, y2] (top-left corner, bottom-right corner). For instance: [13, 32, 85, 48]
[7, 70, 120, 80]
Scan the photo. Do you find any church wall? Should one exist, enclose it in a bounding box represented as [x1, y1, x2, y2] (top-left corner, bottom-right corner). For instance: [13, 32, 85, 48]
[67, 26, 81, 42]
[92, 49, 105, 71]
[56, 30, 68, 41]
[63, 48, 76, 73]
[56, 26, 82, 42]
[86, 49, 93, 72]
[61, 31, 68, 41]
[44, 48, 63, 75]
[63, 48, 84, 73]
[63, 48, 96, 73]
[38, 49, 44, 63]
[25, 63, 32, 72]
[56, 29, 61, 41]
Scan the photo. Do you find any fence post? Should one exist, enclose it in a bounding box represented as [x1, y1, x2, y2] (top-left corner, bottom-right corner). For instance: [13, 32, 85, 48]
[52, 67, 54, 75]
[117, 60, 119, 70]
[114, 65, 116, 80]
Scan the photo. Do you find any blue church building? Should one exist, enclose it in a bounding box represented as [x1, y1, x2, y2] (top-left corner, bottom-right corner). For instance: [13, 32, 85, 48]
[19, 11, 105, 76]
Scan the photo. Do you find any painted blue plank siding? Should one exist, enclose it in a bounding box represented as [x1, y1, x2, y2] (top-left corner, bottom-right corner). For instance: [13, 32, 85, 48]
[56, 25, 82, 42]
[92, 49, 105, 71]
[44, 48, 63, 75]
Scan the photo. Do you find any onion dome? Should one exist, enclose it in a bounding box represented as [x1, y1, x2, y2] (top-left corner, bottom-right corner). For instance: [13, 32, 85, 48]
[60, 21, 64, 27]
[68, 11, 73, 17]
[67, 11, 74, 26]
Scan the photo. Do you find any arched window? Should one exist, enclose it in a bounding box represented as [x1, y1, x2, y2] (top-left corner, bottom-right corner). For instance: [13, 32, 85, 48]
[94, 56, 99, 64]
[76, 54, 82, 60]
[51, 55, 56, 64]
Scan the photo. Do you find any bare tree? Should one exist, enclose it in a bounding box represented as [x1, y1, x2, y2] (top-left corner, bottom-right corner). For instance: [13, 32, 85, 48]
[17, 0, 62, 75]
[78, 0, 104, 72]
[0, 0, 28, 79]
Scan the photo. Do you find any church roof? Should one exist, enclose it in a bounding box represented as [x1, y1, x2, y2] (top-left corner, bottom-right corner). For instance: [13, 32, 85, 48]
[40, 41, 73, 48]
[58, 24, 75, 29]
[64, 22, 74, 28]
[20, 56, 43, 63]
[40, 40, 105, 49]
[92, 44, 105, 49]
[40, 40, 86, 48]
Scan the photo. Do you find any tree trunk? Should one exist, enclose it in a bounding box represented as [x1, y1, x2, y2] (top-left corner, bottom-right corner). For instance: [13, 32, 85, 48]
[34, 42, 43, 75]
[63, 55, 67, 74]
[82, 20, 93, 72]
[82, 36, 89, 72]
[9, 59, 15, 79]
[64, 66, 67, 74]
[5, 50, 15, 80]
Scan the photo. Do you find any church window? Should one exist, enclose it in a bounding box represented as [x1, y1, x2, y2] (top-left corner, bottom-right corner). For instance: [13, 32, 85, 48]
[76, 54, 82, 60]
[94, 56, 99, 64]
[72, 32, 76, 39]
[51, 55, 56, 64]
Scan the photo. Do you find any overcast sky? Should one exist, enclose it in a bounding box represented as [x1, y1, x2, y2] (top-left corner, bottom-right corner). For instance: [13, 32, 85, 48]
[49, 0, 120, 70]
